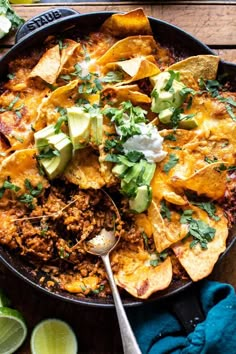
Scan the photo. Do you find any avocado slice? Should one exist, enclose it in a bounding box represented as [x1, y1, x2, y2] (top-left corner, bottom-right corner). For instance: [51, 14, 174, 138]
[34, 125, 56, 149]
[90, 113, 103, 145]
[39, 132, 72, 180]
[142, 162, 156, 184]
[151, 72, 186, 114]
[129, 185, 152, 213]
[112, 164, 129, 177]
[159, 108, 174, 124]
[179, 114, 198, 130]
[67, 106, 91, 150]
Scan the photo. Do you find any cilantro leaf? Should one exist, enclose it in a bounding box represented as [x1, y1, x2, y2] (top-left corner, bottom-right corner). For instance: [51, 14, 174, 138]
[180, 211, 216, 249]
[163, 154, 179, 173]
[0, 180, 21, 198]
[160, 200, 171, 221]
[191, 201, 220, 221]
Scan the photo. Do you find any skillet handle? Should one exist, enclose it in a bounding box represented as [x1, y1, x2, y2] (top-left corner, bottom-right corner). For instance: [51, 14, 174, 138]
[15, 8, 78, 43]
[170, 283, 205, 333]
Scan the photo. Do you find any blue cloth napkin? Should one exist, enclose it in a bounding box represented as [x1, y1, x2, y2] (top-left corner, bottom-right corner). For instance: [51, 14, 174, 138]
[127, 281, 236, 354]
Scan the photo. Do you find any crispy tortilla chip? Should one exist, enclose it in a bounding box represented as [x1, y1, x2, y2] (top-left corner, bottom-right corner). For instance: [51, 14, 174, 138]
[148, 200, 189, 252]
[0, 149, 49, 192]
[167, 55, 219, 80]
[112, 246, 172, 299]
[64, 147, 105, 189]
[172, 206, 228, 281]
[101, 84, 151, 105]
[97, 36, 158, 65]
[179, 70, 199, 90]
[151, 160, 187, 205]
[100, 8, 152, 37]
[171, 162, 228, 199]
[105, 56, 160, 84]
[59, 39, 81, 74]
[34, 80, 79, 131]
[28, 45, 61, 84]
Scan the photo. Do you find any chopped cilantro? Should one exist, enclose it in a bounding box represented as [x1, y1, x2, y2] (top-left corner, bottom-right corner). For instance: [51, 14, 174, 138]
[150, 251, 168, 267]
[204, 156, 218, 164]
[199, 78, 236, 121]
[191, 201, 220, 221]
[164, 134, 177, 141]
[17, 193, 34, 210]
[24, 179, 43, 197]
[160, 200, 171, 221]
[125, 151, 145, 163]
[180, 210, 216, 249]
[142, 232, 149, 250]
[92, 285, 105, 294]
[164, 70, 179, 91]
[163, 153, 179, 173]
[0, 180, 21, 198]
[59, 247, 69, 259]
[54, 107, 68, 133]
[37, 148, 60, 160]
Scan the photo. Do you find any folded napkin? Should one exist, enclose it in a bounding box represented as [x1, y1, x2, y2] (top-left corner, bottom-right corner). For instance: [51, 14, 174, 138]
[127, 281, 236, 354]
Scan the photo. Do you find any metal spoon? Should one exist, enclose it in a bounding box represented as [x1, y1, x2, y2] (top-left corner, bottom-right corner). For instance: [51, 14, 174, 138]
[85, 193, 142, 354]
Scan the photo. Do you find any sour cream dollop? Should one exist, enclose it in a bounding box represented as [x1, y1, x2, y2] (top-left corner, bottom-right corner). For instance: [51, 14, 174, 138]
[121, 123, 167, 163]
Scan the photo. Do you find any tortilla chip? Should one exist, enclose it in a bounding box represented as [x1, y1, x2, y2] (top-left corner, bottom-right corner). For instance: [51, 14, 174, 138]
[148, 200, 189, 252]
[172, 206, 228, 281]
[112, 246, 172, 299]
[167, 55, 220, 80]
[100, 8, 152, 37]
[34, 80, 79, 131]
[105, 56, 160, 84]
[59, 39, 81, 74]
[64, 147, 105, 189]
[0, 149, 48, 193]
[179, 70, 199, 90]
[101, 84, 151, 105]
[171, 162, 228, 199]
[97, 36, 158, 65]
[28, 45, 61, 84]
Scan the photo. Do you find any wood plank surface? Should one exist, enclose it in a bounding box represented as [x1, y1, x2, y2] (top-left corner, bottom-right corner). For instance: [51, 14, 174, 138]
[2, 2, 235, 46]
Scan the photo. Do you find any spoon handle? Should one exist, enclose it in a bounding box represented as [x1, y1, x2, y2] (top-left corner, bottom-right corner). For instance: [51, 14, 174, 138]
[102, 254, 142, 354]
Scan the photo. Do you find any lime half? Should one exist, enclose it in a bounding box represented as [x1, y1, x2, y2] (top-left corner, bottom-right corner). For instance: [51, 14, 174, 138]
[31, 318, 78, 354]
[0, 307, 27, 354]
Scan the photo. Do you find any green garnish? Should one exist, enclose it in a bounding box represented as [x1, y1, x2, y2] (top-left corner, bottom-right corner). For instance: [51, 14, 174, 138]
[160, 200, 171, 221]
[163, 153, 179, 173]
[191, 201, 220, 221]
[0, 180, 21, 198]
[150, 251, 168, 267]
[180, 210, 216, 249]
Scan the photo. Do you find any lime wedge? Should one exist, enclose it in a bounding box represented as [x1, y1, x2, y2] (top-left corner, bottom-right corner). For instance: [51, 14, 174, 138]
[0, 307, 27, 354]
[30, 318, 78, 354]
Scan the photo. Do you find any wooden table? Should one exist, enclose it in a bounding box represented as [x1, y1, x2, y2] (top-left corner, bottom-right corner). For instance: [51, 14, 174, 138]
[0, 1, 236, 353]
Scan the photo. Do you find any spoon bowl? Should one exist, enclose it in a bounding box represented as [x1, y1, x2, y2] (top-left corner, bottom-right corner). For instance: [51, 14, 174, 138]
[86, 228, 120, 256]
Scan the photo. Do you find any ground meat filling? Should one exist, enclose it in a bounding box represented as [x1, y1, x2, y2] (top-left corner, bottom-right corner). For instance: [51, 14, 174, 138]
[2, 182, 141, 297]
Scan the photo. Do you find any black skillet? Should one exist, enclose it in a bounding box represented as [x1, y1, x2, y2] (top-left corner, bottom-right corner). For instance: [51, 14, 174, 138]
[0, 7, 235, 333]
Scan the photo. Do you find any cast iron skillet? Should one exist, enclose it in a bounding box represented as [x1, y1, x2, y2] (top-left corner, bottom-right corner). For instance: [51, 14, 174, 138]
[0, 7, 235, 332]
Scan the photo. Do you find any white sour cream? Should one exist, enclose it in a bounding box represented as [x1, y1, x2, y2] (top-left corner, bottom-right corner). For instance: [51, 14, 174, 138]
[121, 123, 167, 163]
